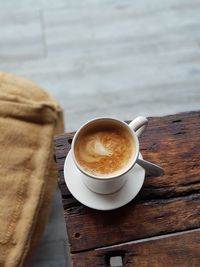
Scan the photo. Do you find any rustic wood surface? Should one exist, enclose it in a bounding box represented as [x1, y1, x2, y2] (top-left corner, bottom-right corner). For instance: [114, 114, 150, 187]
[72, 229, 200, 267]
[54, 111, 200, 266]
[2, 1, 200, 266]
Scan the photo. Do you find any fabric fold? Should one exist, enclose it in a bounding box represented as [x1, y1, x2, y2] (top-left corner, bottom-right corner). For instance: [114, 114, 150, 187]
[0, 72, 64, 267]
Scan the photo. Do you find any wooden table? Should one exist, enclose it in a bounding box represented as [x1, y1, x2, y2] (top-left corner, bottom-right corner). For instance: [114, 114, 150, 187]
[54, 111, 200, 267]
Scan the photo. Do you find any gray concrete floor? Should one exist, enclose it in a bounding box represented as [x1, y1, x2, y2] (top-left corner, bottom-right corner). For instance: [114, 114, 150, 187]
[0, 0, 200, 266]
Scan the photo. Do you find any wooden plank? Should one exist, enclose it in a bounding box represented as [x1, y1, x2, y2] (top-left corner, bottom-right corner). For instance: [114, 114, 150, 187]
[138, 111, 200, 199]
[71, 229, 200, 267]
[54, 111, 200, 252]
[65, 194, 200, 253]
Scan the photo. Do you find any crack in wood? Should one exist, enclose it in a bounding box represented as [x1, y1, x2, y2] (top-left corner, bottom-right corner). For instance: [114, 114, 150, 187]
[172, 119, 182, 123]
[174, 131, 187, 135]
[70, 228, 200, 255]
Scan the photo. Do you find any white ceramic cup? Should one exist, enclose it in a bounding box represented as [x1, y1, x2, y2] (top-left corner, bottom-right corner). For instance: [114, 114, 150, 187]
[71, 116, 164, 194]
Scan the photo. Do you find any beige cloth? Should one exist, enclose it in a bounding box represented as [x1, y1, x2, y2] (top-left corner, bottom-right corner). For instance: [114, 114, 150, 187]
[0, 72, 64, 267]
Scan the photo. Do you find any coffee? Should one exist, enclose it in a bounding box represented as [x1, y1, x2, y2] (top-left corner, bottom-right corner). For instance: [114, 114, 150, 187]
[74, 122, 135, 177]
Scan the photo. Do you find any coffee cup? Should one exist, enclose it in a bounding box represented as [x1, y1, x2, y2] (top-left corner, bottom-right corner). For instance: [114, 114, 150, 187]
[71, 116, 164, 194]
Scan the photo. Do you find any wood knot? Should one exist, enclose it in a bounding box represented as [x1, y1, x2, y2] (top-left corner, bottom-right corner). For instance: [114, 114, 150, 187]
[74, 232, 81, 238]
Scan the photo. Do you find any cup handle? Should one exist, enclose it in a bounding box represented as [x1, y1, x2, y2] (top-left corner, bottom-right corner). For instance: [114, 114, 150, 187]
[129, 116, 148, 137]
[130, 116, 164, 176]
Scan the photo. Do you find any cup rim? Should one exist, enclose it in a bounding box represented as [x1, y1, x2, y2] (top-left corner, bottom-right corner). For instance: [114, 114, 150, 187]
[71, 117, 140, 181]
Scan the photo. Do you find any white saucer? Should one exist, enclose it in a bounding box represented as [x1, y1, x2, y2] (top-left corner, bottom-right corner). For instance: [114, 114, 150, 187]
[64, 151, 145, 211]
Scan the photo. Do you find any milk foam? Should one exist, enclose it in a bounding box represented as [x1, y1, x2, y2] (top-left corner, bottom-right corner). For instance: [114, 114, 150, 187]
[75, 127, 134, 177]
[78, 134, 112, 163]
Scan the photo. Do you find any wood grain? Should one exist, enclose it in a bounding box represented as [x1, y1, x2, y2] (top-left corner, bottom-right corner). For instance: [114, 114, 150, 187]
[72, 229, 200, 267]
[54, 111, 200, 254]
[64, 194, 200, 253]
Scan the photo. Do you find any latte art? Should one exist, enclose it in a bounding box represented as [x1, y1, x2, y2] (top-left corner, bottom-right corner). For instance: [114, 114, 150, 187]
[78, 134, 112, 163]
[74, 126, 134, 177]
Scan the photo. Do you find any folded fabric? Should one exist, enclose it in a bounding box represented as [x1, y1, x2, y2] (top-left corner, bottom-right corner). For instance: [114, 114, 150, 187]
[0, 72, 64, 267]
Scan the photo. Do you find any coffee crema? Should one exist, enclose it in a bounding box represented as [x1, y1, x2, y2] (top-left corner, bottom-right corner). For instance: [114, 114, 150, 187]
[74, 125, 134, 177]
